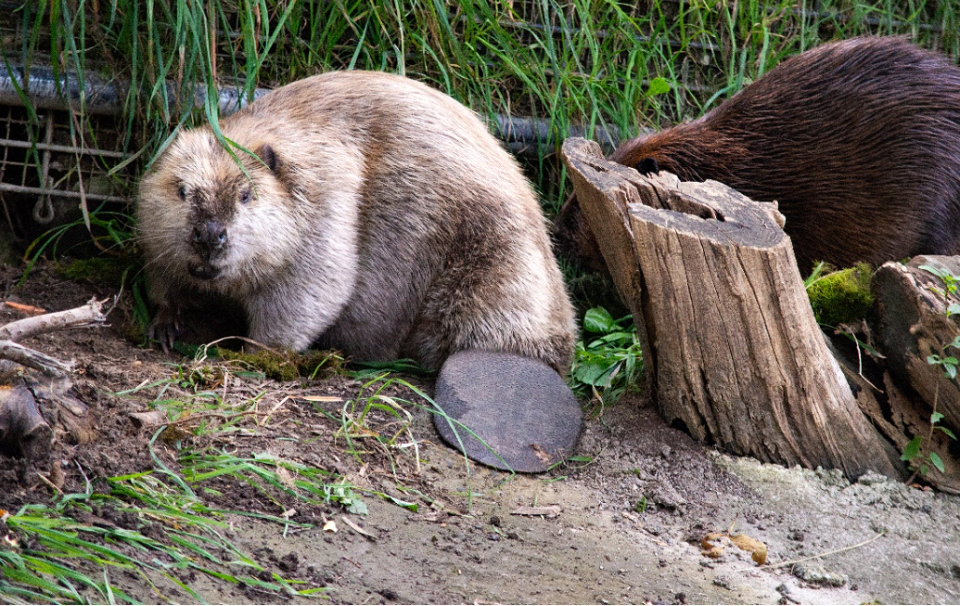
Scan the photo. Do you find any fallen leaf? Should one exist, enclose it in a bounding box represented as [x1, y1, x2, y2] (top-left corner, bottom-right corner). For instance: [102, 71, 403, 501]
[531, 443, 553, 464]
[48, 460, 64, 489]
[276, 466, 295, 489]
[323, 519, 338, 533]
[302, 395, 344, 403]
[701, 531, 767, 565]
[701, 532, 726, 558]
[730, 533, 767, 565]
[128, 411, 168, 428]
[510, 505, 562, 518]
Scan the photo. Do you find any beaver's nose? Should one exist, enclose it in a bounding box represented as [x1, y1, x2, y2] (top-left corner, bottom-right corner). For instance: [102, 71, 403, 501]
[193, 220, 227, 250]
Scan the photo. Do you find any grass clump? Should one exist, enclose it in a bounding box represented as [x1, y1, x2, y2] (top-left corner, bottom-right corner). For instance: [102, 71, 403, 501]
[805, 262, 875, 327]
[0, 362, 396, 603]
[0, 465, 329, 604]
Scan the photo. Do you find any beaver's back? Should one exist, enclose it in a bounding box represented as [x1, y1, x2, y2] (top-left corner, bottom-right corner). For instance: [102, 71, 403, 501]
[210, 71, 575, 370]
[571, 37, 960, 273]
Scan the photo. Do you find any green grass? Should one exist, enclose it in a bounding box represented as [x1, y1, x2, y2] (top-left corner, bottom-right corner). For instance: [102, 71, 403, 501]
[5, 1, 959, 216]
[0, 369, 364, 603]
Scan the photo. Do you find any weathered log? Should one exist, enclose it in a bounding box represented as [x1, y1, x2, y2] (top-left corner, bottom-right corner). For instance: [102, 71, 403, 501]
[0, 384, 53, 459]
[561, 137, 899, 479]
[874, 256, 960, 433]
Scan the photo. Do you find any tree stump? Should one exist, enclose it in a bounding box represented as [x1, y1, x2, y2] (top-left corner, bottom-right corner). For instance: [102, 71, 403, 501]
[561, 137, 899, 479]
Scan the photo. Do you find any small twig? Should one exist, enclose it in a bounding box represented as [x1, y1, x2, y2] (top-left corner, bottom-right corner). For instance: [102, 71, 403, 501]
[739, 531, 886, 573]
[341, 515, 377, 540]
[35, 471, 61, 495]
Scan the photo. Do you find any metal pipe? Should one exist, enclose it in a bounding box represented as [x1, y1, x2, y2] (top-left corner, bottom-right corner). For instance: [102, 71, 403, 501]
[0, 63, 622, 151]
[0, 64, 268, 117]
[0, 182, 126, 204]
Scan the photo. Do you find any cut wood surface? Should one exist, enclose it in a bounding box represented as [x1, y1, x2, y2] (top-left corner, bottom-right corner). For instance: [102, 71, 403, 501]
[561, 137, 899, 479]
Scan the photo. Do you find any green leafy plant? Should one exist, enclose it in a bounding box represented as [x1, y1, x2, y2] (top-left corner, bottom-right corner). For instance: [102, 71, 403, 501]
[569, 307, 643, 408]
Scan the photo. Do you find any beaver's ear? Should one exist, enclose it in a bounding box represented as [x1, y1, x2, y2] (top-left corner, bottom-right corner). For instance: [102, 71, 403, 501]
[635, 157, 659, 175]
[256, 144, 278, 172]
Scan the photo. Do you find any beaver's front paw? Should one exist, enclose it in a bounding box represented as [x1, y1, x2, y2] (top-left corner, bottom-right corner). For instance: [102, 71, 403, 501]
[148, 307, 183, 353]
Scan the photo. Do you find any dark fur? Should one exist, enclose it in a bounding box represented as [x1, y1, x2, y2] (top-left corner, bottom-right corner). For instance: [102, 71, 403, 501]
[555, 36, 960, 273]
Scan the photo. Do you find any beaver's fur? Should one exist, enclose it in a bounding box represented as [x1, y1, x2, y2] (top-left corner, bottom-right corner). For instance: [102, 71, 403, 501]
[138, 71, 576, 372]
[555, 36, 960, 274]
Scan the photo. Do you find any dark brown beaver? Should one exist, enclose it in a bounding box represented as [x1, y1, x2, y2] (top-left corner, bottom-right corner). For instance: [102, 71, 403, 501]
[555, 36, 960, 274]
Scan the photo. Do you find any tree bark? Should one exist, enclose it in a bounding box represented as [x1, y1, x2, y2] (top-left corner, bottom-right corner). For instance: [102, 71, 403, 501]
[561, 137, 899, 479]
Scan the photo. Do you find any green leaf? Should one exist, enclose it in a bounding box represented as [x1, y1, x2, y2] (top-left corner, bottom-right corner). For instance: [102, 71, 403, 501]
[901, 436, 922, 461]
[572, 360, 612, 386]
[930, 452, 946, 474]
[346, 500, 368, 516]
[919, 264, 949, 280]
[931, 412, 945, 425]
[387, 496, 418, 513]
[936, 426, 957, 440]
[948, 304, 960, 317]
[583, 307, 616, 334]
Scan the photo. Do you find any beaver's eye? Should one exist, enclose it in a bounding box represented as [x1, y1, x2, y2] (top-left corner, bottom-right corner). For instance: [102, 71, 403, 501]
[240, 188, 253, 205]
[177, 183, 187, 200]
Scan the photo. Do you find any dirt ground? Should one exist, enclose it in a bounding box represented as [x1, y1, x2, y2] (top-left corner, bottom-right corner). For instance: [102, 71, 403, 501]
[2, 263, 960, 605]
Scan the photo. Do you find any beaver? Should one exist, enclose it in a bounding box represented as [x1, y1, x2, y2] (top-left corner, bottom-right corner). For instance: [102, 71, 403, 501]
[555, 36, 960, 274]
[137, 70, 577, 375]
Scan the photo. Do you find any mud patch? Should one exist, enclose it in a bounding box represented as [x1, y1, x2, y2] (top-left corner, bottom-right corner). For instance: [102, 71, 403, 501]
[1, 263, 958, 604]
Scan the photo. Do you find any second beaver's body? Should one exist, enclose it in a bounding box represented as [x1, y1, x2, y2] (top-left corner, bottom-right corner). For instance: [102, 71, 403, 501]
[556, 36, 960, 274]
[138, 71, 576, 373]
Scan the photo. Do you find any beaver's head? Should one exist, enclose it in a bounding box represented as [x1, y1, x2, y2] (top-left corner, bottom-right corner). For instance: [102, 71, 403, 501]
[137, 129, 301, 293]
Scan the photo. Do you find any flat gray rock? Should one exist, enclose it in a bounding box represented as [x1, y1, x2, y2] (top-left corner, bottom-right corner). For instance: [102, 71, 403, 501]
[433, 349, 583, 472]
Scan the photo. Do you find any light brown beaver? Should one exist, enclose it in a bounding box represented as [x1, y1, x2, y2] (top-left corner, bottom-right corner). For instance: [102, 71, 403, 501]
[555, 36, 960, 274]
[138, 70, 577, 374]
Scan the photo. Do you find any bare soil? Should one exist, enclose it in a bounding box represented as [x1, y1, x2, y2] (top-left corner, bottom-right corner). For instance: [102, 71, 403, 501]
[2, 263, 960, 605]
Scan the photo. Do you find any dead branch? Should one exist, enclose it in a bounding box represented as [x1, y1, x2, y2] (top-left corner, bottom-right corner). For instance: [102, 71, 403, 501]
[0, 340, 75, 376]
[0, 297, 107, 342]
